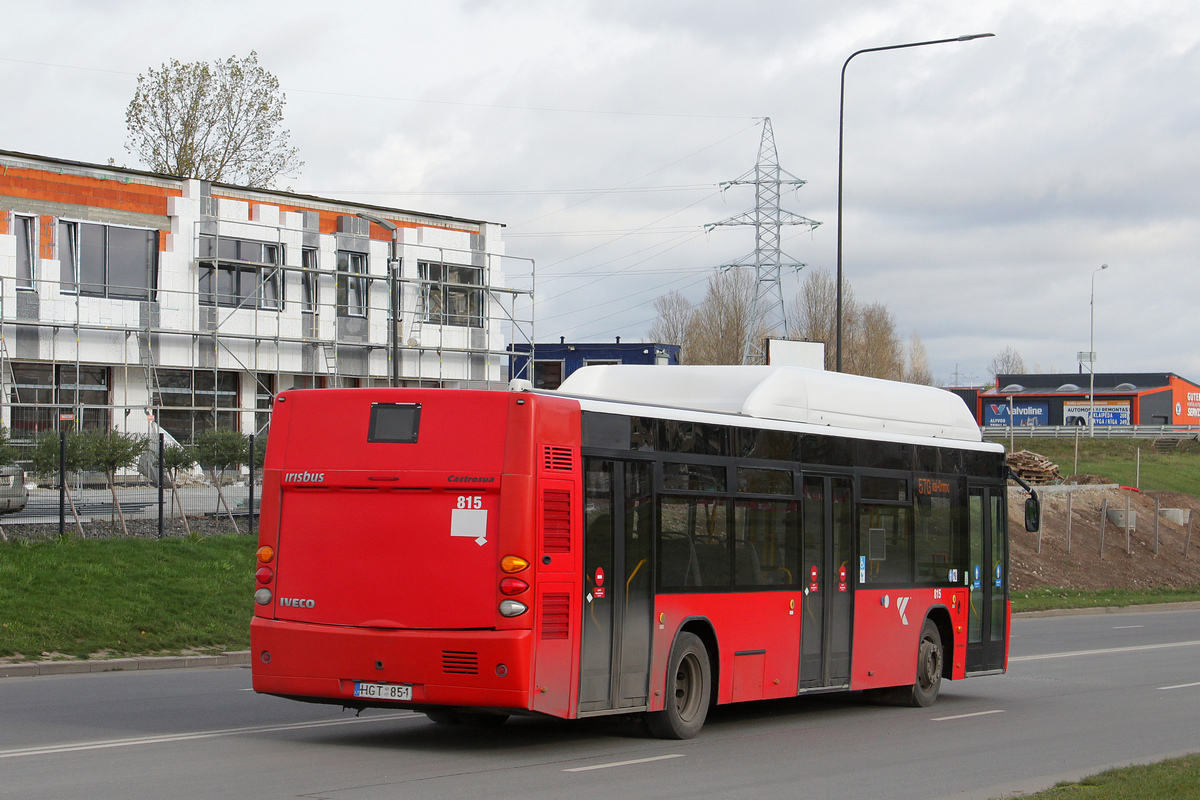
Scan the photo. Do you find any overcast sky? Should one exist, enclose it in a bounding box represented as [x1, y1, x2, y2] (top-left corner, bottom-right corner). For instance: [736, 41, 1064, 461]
[3, 0, 1197, 386]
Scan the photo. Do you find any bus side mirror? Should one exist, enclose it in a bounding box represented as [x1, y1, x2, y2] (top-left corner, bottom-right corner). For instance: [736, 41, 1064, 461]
[1024, 493, 1041, 533]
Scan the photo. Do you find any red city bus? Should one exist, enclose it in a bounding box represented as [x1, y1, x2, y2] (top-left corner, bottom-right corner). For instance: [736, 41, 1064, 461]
[251, 366, 1036, 738]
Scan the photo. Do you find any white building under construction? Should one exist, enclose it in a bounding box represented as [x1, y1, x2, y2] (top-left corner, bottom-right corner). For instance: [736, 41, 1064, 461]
[0, 149, 532, 445]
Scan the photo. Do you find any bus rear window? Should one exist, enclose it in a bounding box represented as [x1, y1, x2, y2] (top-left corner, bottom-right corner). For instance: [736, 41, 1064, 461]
[368, 403, 421, 443]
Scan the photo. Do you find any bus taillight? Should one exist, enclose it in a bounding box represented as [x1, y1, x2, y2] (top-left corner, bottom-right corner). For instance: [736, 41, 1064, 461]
[257, 546, 275, 564]
[256, 567, 274, 585]
[499, 577, 528, 596]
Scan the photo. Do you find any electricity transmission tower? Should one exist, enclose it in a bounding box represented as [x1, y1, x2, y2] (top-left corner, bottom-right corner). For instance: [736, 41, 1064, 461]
[706, 117, 820, 364]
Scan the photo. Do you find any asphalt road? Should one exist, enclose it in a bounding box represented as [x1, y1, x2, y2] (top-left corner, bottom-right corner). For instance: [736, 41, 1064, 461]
[2, 608, 1199, 800]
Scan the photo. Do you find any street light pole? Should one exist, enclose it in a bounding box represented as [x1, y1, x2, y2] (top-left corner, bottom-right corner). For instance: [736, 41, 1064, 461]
[1089, 263, 1109, 437]
[835, 33, 994, 372]
[357, 213, 401, 388]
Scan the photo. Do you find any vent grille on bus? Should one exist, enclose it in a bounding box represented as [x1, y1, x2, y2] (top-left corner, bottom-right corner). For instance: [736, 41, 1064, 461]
[541, 593, 570, 640]
[542, 445, 574, 472]
[442, 650, 479, 675]
[543, 490, 571, 554]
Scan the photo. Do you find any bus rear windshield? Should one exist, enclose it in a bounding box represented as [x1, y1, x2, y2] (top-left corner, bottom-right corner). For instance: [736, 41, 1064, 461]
[368, 403, 421, 443]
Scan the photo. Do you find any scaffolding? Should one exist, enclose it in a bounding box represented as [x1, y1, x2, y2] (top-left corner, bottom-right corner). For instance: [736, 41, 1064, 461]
[0, 211, 534, 447]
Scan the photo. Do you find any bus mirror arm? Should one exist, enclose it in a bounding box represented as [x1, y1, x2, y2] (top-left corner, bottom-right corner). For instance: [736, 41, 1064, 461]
[1007, 466, 1041, 533]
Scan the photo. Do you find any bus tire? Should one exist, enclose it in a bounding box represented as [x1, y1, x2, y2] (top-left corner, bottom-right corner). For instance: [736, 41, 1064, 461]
[644, 632, 711, 739]
[425, 710, 463, 725]
[910, 618, 944, 707]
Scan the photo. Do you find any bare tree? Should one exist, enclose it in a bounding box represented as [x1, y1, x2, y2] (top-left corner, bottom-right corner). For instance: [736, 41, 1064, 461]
[848, 302, 904, 380]
[125, 52, 302, 188]
[648, 290, 694, 361]
[988, 345, 1027, 379]
[686, 269, 762, 365]
[904, 331, 934, 385]
[787, 267, 854, 371]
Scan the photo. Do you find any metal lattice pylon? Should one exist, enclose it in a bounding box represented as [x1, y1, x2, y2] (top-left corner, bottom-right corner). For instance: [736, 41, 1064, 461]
[706, 118, 820, 364]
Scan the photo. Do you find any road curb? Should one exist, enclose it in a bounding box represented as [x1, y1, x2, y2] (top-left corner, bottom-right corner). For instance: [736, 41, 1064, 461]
[0, 651, 251, 678]
[1014, 600, 1200, 618]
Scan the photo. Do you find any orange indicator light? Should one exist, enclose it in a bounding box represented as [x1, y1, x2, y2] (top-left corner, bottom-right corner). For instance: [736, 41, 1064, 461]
[500, 555, 529, 573]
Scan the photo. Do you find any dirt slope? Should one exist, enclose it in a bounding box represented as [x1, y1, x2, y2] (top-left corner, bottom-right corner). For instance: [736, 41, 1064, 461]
[1008, 486, 1200, 590]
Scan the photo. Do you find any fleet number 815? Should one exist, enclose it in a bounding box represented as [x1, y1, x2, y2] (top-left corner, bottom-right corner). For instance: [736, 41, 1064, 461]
[456, 495, 482, 509]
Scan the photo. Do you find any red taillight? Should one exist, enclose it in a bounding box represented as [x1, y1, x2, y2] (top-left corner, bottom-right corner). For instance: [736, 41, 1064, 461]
[499, 577, 528, 596]
[256, 566, 274, 585]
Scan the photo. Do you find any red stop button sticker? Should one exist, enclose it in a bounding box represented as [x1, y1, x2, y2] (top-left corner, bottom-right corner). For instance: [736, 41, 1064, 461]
[596, 567, 605, 586]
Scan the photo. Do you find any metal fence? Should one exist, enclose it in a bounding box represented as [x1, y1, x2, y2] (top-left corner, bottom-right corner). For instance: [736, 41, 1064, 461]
[982, 424, 1200, 441]
[0, 432, 259, 540]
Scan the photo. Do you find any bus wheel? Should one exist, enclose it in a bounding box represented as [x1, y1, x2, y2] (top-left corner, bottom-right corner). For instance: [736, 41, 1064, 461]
[425, 710, 463, 725]
[910, 618, 944, 707]
[645, 632, 711, 739]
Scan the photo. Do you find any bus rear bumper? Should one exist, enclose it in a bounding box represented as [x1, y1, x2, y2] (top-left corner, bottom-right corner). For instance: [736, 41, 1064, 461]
[250, 617, 533, 711]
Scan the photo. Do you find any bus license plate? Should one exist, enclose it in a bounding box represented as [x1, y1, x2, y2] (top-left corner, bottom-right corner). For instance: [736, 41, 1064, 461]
[353, 682, 412, 701]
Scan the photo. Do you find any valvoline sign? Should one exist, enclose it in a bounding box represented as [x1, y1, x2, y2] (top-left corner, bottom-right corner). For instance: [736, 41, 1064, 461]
[984, 401, 1049, 426]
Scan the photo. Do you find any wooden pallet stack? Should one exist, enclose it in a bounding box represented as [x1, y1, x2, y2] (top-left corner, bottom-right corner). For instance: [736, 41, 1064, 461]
[1006, 450, 1061, 484]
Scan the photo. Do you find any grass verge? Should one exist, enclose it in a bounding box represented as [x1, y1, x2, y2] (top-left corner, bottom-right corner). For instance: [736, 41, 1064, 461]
[1006, 753, 1200, 799]
[0, 534, 255, 660]
[1012, 586, 1200, 613]
[996, 436, 1200, 493]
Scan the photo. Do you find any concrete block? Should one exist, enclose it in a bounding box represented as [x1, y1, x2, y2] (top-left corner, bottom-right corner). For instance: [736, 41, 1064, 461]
[251, 204, 280, 226]
[1106, 508, 1137, 528]
[1160, 508, 1192, 525]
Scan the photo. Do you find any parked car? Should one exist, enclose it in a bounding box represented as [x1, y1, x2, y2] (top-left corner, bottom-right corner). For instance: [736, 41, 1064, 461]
[0, 465, 28, 514]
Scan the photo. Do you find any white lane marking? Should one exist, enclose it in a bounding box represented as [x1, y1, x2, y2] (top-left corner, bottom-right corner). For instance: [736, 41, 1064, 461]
[1158, 681, 1200, 690]
[1010, 639, 1200, 662]
[0, 712, 414, 760]
[564, 754, 686, 772]
[931, 710, 1005, 722]
[1112, 625, 1144, 629]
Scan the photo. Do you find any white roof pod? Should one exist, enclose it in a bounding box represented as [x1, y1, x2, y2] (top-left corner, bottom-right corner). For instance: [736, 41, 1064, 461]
[555, 365, 982, 443]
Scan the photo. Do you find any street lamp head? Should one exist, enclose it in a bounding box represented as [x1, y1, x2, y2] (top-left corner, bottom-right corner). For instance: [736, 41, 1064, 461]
[957, 33, 995, 41]
[356, 211, 397, 232]
[1100, 263, 1108, 270]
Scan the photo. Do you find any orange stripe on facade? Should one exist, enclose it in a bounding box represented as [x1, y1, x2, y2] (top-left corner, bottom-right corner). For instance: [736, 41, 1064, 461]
[0, 165, 179, 217]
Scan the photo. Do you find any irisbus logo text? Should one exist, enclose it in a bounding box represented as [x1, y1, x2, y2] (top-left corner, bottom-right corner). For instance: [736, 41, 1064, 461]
[285, 472, 325, 483]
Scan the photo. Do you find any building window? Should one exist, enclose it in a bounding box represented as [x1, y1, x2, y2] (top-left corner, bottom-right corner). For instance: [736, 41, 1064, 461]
[153, 368, 240, 443]
[534, 360, 564, 389]
[14, 215, 35, 290]
[8, 362, 110, 438]
[301, 247, 318, 313]
[336, 251, 367, 316]
[419, 261, 482, 328]
[198, 236, 282, 310]
[58, 220, 158, 300]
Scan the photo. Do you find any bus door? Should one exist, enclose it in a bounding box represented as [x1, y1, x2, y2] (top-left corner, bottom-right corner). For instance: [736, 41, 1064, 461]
[966, 485, 1007, 672]
[579, 458, 654, 713]
[799, 475, 854, 689]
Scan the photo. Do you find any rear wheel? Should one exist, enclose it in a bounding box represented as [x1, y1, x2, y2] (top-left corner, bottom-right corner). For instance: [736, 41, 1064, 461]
[644, 632, 711, 739]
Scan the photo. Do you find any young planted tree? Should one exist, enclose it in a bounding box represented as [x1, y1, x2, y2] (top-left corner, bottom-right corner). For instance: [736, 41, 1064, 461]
[80, 430, 147, 536]
[191, 429, 249, 534]
[0, 427, 20, 541]
[160, 443, 196, 536]
[30, 429, 86, 537]
[124, 52, 302, 188]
